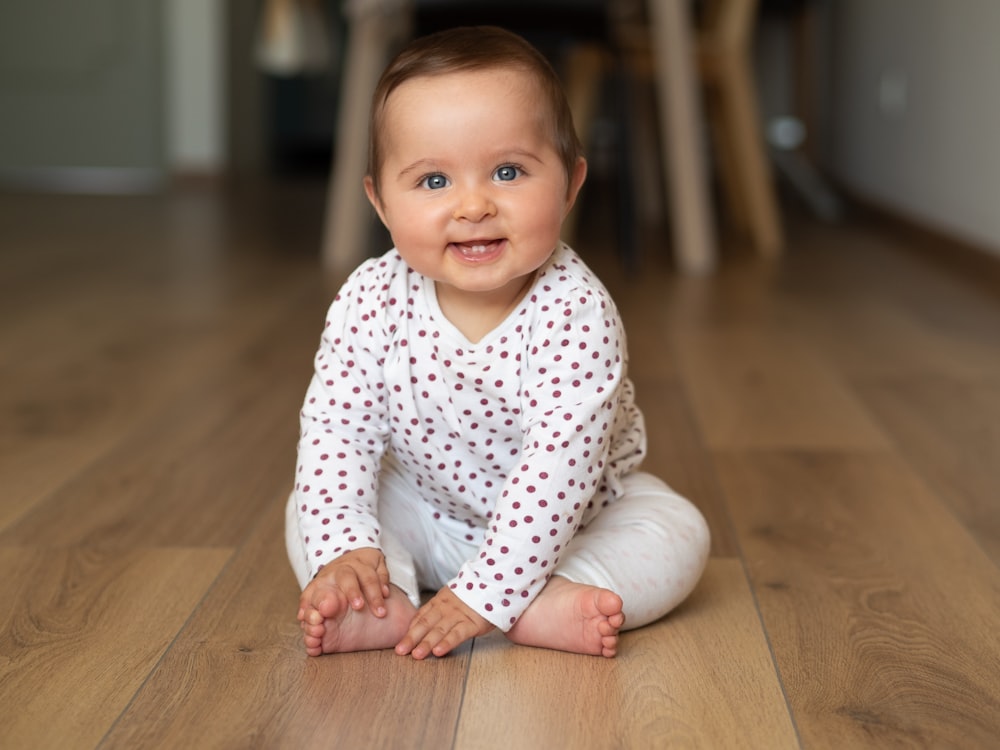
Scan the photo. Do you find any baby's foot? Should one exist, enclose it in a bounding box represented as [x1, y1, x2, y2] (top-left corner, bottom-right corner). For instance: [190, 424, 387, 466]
[299, 583, 416, 656]
[505, 576, 625, 657]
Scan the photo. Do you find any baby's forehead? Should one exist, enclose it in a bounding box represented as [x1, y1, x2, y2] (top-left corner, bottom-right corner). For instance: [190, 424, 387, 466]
[385, 67, 555, 134]
[393, 65, 542, 102]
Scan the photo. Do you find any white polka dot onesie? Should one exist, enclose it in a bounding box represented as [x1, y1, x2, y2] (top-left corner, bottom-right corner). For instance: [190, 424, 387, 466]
[291, 244, 705, 630]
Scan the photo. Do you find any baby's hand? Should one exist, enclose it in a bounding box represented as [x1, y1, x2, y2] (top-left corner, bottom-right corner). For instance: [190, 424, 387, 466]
[298, 547, 391, 626]
[395, 587, 494, 659]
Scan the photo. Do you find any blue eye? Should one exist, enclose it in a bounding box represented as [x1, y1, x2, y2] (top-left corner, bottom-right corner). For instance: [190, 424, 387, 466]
[494, 165, 521, 182]
[421, 174, 449, 189]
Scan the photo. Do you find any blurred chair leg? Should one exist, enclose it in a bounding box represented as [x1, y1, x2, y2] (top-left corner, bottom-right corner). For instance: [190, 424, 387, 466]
[614, 61, 640, 270]
[705, 90, 752, 236]
[647, 0, 718, 275]
[698, 0, 783, 257]
[321, 7, 409, 274]
[719, 49, 783, 256]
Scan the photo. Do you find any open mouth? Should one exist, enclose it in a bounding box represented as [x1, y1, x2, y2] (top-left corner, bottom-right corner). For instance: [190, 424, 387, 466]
[450, 239, 505, 262]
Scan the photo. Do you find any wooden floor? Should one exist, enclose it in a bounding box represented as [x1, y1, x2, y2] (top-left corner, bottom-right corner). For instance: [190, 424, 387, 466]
[2, 180, 999, 749]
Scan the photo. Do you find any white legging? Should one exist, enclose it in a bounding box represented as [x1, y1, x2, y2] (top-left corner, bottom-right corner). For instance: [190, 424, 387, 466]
[286, 470, 710, 630]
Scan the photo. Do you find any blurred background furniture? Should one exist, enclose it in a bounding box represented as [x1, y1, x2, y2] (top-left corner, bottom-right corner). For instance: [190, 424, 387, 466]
[697, 0, 783, 257]
[319, 0, 783, 275]
[758, 0, 842, 223]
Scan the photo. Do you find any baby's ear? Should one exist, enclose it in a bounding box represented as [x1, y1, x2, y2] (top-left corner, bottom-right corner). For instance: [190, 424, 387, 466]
[564, 156, 588, 212]
[363, 176, 387, 225]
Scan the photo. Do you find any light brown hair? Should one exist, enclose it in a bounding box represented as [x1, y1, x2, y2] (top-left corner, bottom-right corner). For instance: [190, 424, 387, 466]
[367, 25, 582, 198]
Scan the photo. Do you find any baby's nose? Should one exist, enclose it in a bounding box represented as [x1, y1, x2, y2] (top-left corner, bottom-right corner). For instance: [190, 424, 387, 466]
[453, 187, 497, 222]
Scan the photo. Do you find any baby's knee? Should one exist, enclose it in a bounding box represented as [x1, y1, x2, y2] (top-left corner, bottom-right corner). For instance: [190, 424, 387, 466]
[683, 502, 711, 573]
[655, 493, 710, 572]
[674, 493, 709, 544]
[623, 476, 711, 568]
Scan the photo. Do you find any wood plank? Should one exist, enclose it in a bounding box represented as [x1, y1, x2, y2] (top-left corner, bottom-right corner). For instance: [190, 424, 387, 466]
[674, 325, 890, 450]
[633, 377, 740, 556]
[0, 296, 321, 549]
[4, 182, 1000, 750]
[101, 494, 471, 750]
[614, 282, 681, 381]
[0, 546, 230, 749]
[715, 450, 1000, 748]
[855, 374, 1000, 563]
[784, 298, 1000, 380]
[454, 559, 799, 749]
[0, 189, 329, 533]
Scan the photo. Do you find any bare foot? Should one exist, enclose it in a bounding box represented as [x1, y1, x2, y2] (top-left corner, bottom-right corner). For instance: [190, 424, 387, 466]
[505, 576, 625, 657]
[299, 584, 416, 656]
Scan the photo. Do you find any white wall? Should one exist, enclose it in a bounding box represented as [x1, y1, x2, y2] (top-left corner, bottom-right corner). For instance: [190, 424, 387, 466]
[166, 0, 226, 173]
[826, 0, 1000, 256]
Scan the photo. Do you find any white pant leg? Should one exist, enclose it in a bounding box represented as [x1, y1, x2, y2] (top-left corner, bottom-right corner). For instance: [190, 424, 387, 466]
[284, 490, 422, 608]
[285, 462, 477, 610]
[375, 464, 478, 595]
[553, 472, 710, 630]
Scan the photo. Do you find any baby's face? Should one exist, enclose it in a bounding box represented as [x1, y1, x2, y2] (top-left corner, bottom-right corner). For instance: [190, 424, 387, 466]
[366, 67, 585, 307]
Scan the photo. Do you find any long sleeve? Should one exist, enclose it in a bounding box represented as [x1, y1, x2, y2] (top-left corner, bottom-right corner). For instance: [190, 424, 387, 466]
[446, 280, 633, 629]
[293, 260, 393, 579]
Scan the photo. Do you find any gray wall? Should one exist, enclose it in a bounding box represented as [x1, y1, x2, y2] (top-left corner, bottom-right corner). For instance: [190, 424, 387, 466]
[825, 0, 1000, 256]
[0, 0, 225, 188]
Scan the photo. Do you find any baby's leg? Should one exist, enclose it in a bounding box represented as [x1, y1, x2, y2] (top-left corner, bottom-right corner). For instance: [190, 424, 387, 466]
[506, 473, 709, 656]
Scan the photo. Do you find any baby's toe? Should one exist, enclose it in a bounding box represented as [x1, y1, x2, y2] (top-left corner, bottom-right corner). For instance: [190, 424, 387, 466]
[303, 621, 326, 638]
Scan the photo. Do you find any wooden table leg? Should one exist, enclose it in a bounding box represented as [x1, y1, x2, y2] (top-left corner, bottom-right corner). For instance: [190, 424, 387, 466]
[321, 7, 409, 274]
[647, 0, 718, 275]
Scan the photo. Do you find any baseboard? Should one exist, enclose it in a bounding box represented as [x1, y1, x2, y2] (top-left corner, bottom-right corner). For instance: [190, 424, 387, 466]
[0, 167, 166, 194]
[838, 189, 1000, 291]
[169, 170, 228, 189]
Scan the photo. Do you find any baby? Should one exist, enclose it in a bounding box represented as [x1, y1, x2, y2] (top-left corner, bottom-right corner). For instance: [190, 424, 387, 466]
[287, 25, 709, 660]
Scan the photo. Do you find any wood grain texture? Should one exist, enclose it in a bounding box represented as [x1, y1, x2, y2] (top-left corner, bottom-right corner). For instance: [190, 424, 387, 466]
[3, 185, 1000, 748]
[855, 375, 1000, 563]
[673, 325, 891, 450]
[715, 450, 1000, 748]
[0, 279, 322, 549]
[455, 559, 798, 749]
[0, 546, 230, 749]
[101, 494, 471, 750]
[632, 377, 740, 556]
[0, 197, 324, 536]
[785, 298, 1000, 380]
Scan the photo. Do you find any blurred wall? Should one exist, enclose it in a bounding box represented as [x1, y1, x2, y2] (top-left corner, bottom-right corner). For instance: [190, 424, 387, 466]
[166, 0, 226, 175]
[0, 0, 226, 188]
[826, 0, 1000, 256]
[0, 0, 164, 187]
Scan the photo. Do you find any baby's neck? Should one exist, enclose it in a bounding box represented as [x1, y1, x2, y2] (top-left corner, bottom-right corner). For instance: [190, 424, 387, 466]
[435, 273, 536, 344]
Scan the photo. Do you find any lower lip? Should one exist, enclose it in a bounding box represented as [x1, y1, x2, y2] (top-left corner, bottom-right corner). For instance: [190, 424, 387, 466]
[449, 239, 506, 264]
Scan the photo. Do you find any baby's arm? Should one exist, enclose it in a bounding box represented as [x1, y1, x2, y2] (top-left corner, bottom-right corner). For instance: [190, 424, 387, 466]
[441, 281, 632, 629]
[394, 586, 494, 660]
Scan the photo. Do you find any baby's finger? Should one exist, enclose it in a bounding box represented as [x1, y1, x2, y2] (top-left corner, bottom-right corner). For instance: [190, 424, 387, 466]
[375, 555, 391, 598]
[410, 619, 470, 660]
[358, 571, 388, 617]
[332, 568, 366, 610]
[429, 622, 476, 658]
[395, 607, 439, 656]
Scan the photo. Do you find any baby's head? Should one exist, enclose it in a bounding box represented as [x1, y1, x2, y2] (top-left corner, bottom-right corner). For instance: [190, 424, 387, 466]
[366, 25, 582, 200]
